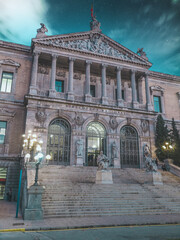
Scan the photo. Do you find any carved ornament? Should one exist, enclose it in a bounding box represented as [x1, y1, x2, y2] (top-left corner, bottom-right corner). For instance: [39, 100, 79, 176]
[36, 23, 48, 38]
[94, 113, 99, 121]
[141, 119, 149, 133]
[90, 76, 97, 83]
[35, 108, 47, 126]
[74, 112, 84, 126]
[150, 85, 164, 94]
[38, 64, 49, 74]
[109, 116, 118, 129]
[56, 70, 66, 77]
[0, 59, 21, 68]
[74, 73, 81, 80]
[127, 118, 131, 125]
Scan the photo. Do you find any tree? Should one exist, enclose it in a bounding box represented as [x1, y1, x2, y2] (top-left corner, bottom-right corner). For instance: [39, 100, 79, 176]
[170, 118, 180, 166]
[155, 114, 169, 161]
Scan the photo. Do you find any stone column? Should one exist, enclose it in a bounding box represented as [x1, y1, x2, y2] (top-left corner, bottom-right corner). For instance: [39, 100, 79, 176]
[131, 69, 139, 109]
[49, 54, 58, 97]
[145, 72, 153, 111]
[67, 57, 75, 101]
[85, 60, 92, 102]
[30, 51, 40, 95]
[101, 64, 108, 105]
[117, 66, 124, 107]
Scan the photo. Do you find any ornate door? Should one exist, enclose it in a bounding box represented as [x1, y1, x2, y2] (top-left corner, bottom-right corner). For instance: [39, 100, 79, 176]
[120, 126, 139, 168]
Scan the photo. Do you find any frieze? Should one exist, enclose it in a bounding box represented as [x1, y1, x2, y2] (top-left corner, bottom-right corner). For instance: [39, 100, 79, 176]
[56, 70, 66, 77]
[74, 73, 81, 80]
[90, 76, 97, 83]
[41, 34, 143, 64]
[38, 64, 49, 74]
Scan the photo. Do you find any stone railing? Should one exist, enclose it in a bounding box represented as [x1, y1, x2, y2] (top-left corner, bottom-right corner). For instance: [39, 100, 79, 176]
[169, 163, 180, 178]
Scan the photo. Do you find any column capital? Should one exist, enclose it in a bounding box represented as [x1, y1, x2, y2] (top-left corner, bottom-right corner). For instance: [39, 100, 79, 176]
[144, 71, 150, 77]
[102, 63, 108, 68]
[117, 66, 123, 71]
[33, 51, 40, 57]
[69, 57, 75, 62]
[130, 69, 136, 74]
[52, 54, 58, 60]
[86, 60, 92, 65]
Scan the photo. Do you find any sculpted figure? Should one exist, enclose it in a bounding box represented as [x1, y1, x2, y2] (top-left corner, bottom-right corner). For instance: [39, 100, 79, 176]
[76, 139, 83, 157]
[97, 151, 109, 170]
[90, 15, 101, 31]
[36, 23, 48, 38]
[143, 144, 157, 172]
[111, 141, 118, 159]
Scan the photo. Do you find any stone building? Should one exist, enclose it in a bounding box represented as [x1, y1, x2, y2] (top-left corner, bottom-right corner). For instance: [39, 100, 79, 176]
[0, 17, 179, 200]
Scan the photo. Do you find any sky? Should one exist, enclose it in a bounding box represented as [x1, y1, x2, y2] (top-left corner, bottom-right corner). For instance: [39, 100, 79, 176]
[0, 0, 180, 76]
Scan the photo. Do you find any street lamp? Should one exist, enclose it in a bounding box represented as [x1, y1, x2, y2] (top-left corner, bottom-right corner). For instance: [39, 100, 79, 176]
[162, 142, 173, 159]
[22, 130, 51, 185]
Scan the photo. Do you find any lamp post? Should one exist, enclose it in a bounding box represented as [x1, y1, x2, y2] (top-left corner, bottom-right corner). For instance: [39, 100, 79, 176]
[162, 142, 173, 159]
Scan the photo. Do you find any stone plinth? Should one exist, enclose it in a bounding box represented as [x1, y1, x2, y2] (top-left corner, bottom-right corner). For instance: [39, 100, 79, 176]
[85, 94, 92, 103]
[153, 172, 163, 185]
[102, 97, 108, 105]
[67, 92, 74, 101]
[76, 156, 83, 166]
[96, 170, 113, 184]
[49, 89, 56, 97]
[24, 185, 45, 220]
[113, 158, 120, 168]
[117, 99, 124, 107]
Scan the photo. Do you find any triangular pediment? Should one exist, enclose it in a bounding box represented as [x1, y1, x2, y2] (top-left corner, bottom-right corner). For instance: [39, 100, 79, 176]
[0, 59, 21, 67]
[33, 31, 151, 66]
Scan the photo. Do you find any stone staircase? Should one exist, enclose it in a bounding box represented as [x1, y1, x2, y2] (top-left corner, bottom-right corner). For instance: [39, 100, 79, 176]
[37, 166, 180, 218]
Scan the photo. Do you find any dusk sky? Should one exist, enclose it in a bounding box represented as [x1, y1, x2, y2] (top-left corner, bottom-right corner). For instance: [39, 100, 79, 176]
[0, 0, 180, 76]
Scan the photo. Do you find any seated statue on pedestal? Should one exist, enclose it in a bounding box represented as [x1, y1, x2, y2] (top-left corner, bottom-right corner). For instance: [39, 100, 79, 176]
[144, 144, 157, 172]
[97, 151, 109, 170]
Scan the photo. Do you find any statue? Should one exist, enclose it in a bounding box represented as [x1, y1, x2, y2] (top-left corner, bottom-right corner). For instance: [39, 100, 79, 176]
[137, 48, 148, 60]
[90, 15, 101, 32]
[143, 144, 157, 172]
[76, 139, 83, 157]
[36, 23, 48, 38]
[97, 151, 109, 170]
[111, 141, 118, 159]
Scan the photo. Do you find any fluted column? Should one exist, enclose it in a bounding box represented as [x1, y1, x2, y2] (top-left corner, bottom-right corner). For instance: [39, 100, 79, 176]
[67, 57, 75, 101]
[117, 66, 124, 107]
[30, 51, 40, 95]
[145, 72, 153, 111]
[101, 64, 108, 105]
[85, 60, 92, 102]
[49, 54, 58, 97]
[131, 69, 138, 109]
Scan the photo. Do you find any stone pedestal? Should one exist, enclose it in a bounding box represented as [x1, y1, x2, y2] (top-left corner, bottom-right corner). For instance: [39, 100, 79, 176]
[153, 172, 163, 185]
[102, 97, 108, 105]
[76, 156, 83, 166]
[49, 89, 56, 97]
[67, 92, 74, 101]
[132, 101, 139, 109]
[29, 86, 37, 95]
[113, 158, 120, 168]
[96, 170, 113, 184]
[24, 185, 45, 220]
[85, 94, 92, 103]
[147, 103, 153, 111]
[117, 99, 124, 107]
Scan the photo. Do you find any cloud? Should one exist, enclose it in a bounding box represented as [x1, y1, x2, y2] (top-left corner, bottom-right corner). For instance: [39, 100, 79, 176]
[0, 0, 52, 45]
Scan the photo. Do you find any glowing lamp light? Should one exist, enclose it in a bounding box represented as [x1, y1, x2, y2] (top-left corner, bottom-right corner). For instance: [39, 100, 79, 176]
[46, 155, 51, 161]
[165, 142, 169, 145]
[162, 146, 166, 149]
[169, 145, 173, 149]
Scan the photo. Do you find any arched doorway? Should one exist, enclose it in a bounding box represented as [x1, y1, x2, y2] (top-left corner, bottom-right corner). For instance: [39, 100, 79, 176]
[86, 122, 106, 166]
[47, 118, 71, 165]
[120, 125, 139, 168]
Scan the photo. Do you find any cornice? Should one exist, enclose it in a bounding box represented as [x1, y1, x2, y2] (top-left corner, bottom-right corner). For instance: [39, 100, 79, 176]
[0, 40, 30, 53]
[149, 70, 180, 82]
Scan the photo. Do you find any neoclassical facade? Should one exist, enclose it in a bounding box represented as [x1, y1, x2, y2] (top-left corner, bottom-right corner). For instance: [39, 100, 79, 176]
[0, 18, 180, 199]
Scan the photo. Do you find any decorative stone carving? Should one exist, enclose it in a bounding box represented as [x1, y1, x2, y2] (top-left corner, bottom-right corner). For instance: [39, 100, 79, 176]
[56, 70, 66, 77]
[150, 85, 164, 95]
[35, 108, 47, 126]
[90, 15, 101, 32]
[127, 118, 131, 125]
[109, 116, 118, 129]
[97, 151, 109, 170]
[94, 113, 99, 121]
[74, 112, 84, 126]
[74, 73, 81, 80]
[137, 48, 148, 60]
[76, 139, 83, 157]
[106, 77, 111, 85]
[143, 144, 157, 172]
[41, 34, 143, 64]
[141, 120, 149, 133]
[36, 23, 48, 38]
[38, 64, 49, 74]
[0, 59, 21, 68]
[0, 108, 16, 117]
[90, 76, 97, 83]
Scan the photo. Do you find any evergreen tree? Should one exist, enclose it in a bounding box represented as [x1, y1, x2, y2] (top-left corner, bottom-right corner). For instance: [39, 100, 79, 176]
[155, 114, 169, 161]
[170, 118, 180, 166]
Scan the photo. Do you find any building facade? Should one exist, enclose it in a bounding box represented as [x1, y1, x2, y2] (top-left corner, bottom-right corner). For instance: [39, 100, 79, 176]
[0, 18, 180, 200]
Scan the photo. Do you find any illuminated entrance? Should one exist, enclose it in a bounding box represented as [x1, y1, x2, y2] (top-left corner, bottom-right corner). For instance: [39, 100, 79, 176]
[86, 122, 106, 166]
[120, 126, 140, 168]
[0, 168, 7, 200]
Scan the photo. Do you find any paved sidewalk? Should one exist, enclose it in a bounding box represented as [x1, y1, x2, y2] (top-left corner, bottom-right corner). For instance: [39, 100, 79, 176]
[0, 200, 180, 231]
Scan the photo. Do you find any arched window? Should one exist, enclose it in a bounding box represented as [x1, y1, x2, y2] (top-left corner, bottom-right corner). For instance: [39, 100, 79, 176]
[120, 125, 139, 168]
[47, 118, 71, 165]
[86, 122, 106, 166]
